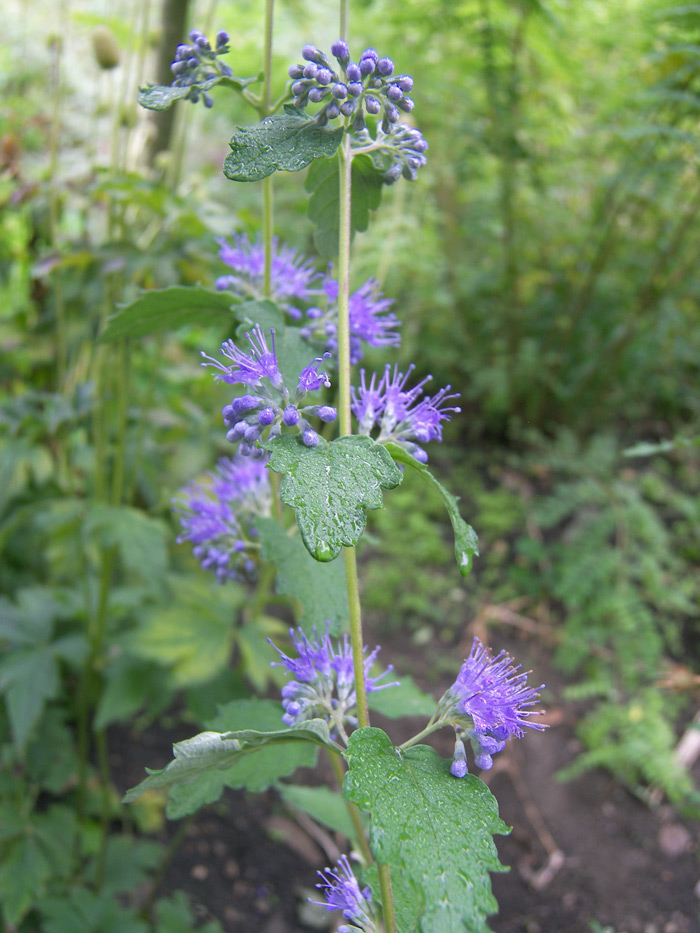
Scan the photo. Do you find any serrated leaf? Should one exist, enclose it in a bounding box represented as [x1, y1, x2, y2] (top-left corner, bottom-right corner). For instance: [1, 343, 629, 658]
[344, 728, 508, 933]
[264, 434, 402, 561]
[99, 286, 236, 341]
[0, 647, 60, 748]
[124, 699, 337, 813]
[256, 517, 347, 632]
[368, 675, 436, 719]
[306, 153, 384, 260]
[224, 113, 344, 182]
[86, 504, 168, 582]
[138, 74, 259, 111]
[386, 443, 479, 576]
[0, 834, 52, 925]
[131, 577, 243, 686]
[39, 888, 149, 933]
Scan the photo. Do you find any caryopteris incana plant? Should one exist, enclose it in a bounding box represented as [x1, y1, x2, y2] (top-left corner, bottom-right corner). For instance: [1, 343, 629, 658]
[121, 10, 547, 931]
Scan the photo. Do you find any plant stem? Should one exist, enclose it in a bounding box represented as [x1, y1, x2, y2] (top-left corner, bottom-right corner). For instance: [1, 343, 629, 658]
[262, 0, 275, 298]
[399, 717, 443, 751]
[328, 751, 372, 864]
[335, 7, 396, 929]
[48, 32, 66, 389]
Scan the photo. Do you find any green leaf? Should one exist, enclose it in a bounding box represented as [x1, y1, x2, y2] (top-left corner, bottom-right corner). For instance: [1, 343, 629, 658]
[86, 837, 162, 895]
[233, 298, 285, 332]
[278, 784, 361, 842]
[264, 434, 403, 561]
[306, 153, 384, 260]
[124, 699, 336, 814]
[138, 74, 259, 111]
[131, 577, 244, 686]
[344, 728, 508, 933]
[386, 443, 479, 576]
[256, 517, 347, 632]
[39, 888, 149, 933]
[224, 113, 344, 182]
[99, 286, 236, 341]
[86, 504, 169, 582]
[368, 676, 437, 719]
[0, 834, 51, 925]
[0, 646, 60, 748]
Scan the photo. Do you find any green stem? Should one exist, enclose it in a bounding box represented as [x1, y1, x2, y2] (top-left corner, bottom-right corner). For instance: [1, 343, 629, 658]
[335, 56, 397, 924]
[261, 0, 275, 297]
[263, 176, 274, 298]
[48, 33, 66, 388]
[399, 717, 443, 751]
[337, 137, 353, 436]
[377, 864, 398, 933]
[343, 545, 369, 727]
[328, 751, 372, 864]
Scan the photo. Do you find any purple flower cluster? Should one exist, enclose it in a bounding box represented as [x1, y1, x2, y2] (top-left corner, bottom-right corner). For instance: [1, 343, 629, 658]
[289, 42, 415, 131]
[351, 363, 460, 462]
[201, 324, 337, 455]
[170, 29, 232, 107]
[440, 638, 546, 774]
[309, 855, 377, 932]
[268, 626, 397, 740]
[212, 234, 402, 364]
[215, 234, 321, 319]
[301, 275, 401, 364]
[174, 454, 271, 582]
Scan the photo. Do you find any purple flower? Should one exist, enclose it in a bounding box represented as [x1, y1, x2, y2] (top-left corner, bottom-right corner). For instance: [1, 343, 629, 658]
[216, 234, 321, 319]
[351, 363, 460, 461]
[202, 325, 338, 456]
[201, 323, 282, 389]
[268, 626, 397, 740]
[309, 855, 376, 931]
[302, 275, 401, 364]
[174, 453, 271, 583]
[297, 352, 332, 392]
[440, 638, 546, 772]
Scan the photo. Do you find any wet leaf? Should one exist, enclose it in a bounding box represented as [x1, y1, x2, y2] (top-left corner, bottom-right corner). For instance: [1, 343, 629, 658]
[138, 74, 259, 111]
[344, 728, 508, 933]
[264, 435, 403, 561]
[386, 443, 479, 576]
[124, 700, 337, 814]
[224, 113, 344, 182]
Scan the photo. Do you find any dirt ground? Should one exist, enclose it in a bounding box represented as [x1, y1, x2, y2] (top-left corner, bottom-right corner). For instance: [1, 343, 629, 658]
[114, 634, 700, 933]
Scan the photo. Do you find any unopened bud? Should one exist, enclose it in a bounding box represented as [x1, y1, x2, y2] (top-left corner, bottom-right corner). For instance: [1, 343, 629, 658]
[91, 25, 120, 70]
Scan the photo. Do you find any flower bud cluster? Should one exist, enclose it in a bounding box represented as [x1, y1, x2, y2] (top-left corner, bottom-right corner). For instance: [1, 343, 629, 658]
[174, 454, 271, 583]
[288, 42, 415, 133]
[201, 324, 337, 455]
[170, 28, 232, 107]
[378, 122, 429, 184]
